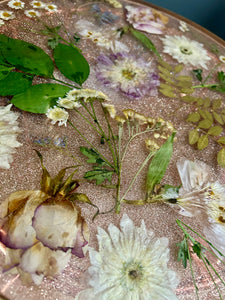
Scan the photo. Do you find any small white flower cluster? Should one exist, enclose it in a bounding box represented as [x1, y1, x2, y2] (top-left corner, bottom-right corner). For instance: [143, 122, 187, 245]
[0, 0, 58, 23]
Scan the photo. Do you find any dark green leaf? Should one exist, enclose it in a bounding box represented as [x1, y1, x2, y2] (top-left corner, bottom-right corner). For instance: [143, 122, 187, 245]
[192, 69, 203, 82]
[217, 71, 225, 84]
[177, 237, 189, 268]
[0, 64, 14, 80]
[48, 37, 60, 49]
[129, 27, 161, 58]
[84, 167, 114, 185]
[11, 83, 71, 113]
[146, 133, 175, 198]
[218, 137, 225, 145]
[0, 34, 54, 77]
[54, 43, 90, 86]
[80, 147, 108, 166]
[192, 241, 202, 258]
[0, 72, 33, 96]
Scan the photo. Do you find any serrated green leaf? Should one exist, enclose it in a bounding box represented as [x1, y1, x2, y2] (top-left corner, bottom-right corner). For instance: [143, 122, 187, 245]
[160, 83, 174, 90]
[204, 110, 213, 122]
[159, 88, 176, 98]
[176, 75, 192, 82]
[177, 237, 189, 268]
[213, 111, 224, 125]
[212, 98, 222, 110]
[186, 112, 200, 123]
[197, 134, 209, 150]
[174, 64, 183, 73]
[146, 133, 175, 198]
[192, 69, 203, 82]
[54, 43, 90, 86]
[0, 34, 54, 77]
[198, 108, 207, 119]
[159, 73, 175, 84]
[198, 119, 213, 129]
[217, 148, 225, 168]
[0, 72, 33, 96]
[129, 28, 161, 58]
[208, 126, 223, 136]
[158, 60, 173, 71]
[196, 98, 204, 106]
[218, 137, 225, 144]
[189, 129, 199, 144]
[158, 65, 171, 77]
[180, 87, 194, 94]
[0, 64, 14, 80]
[181, 95, 196, 103]
[80, 147, 107, 166]
[84, 167, 114, 185]
[203, 97, 211, 108]
[11, 83, 71, 113]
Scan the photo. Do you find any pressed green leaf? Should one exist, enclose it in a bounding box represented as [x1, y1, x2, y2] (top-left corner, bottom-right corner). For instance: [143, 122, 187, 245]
[189, 129, 199, 145]
[197, 134, 209, 150]
[208, 126, 223, 136]
[181, 95, 196, 103]
[196, 98, 204, 106]
[159, 73, 174, 84]
[68, 193, 92, 204]
[217, 148, 225, 168]
[204, 110, 213, 122]
[186, 112, 200, 123]
[176, 75, 192, 82]
[129, 28, 161, 58]
[198, 119, 213, 129]
[177, 237, 189, 268]
[203, 97, 211, 108]
[192, 69, 203, 82]
[160, 83, 174, 90]
[192, 241, 202, 258]
[11, 83, 71, 113]
[158, 65, 171, 77]
[80, 147, 108, 166]
[84, 167, 114, 185]
[159, 88, 176, 98]
[158, 60, 173, 71]
[180, 87, 194, 94]
[54, 43, 90, 86]
[146, 133, 175, 198]
[174, 64, 183, 73]
[218, 137, 225, 145]
[0, 34, 54, 77]
[0, 64, 14, 80]
[212, 98, 222, 110]
[0, 72, 33, 96]
[198, 108, 207, 119]
[213, 111, 224, 125]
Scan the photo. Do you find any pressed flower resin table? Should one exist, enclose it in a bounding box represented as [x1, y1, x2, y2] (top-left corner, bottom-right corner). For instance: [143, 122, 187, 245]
[1, 0, 225, 299]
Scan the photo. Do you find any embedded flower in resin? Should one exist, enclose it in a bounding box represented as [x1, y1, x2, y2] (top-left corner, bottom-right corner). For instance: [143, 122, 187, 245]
[46, 106, 69, 126]
[161, 35, 211, 69]
[30, 0, 46, 9]
[44, 3, 58, 12]
[125, 5, 168, 34]
[24, 9, 41, 17]
[75, 20, 129, 53]
[75, 214, 178, 300]
[96, 52, 159, 99]
[0, 158, 89, 285]
[0, 104, 22, 169]
[7, 0, 25, 10]
[0, 10, 15, 20]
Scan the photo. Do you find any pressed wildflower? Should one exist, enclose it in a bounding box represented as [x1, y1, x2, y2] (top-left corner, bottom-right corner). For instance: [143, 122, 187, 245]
[7, 0, 25, 9]
[105, 0, 122, 8]
[0, 10, 15, 20]
[219, 55, 225, 63]
[30, 0, 46, 9]
[161, 35, 211, 69]
[0, 104, 22, 169]
[96, 52, 159, 99]
[75, 214, 178, 300]
[145, 139, 160, 152]
[92, 4, 119, 25]
[0, 19, 5, 26]
[178, 21, 189, 32]
[24, 9, 41, 17]
[75, 20, 128, 53]
[44, 3, 58, 12]
[125, 5, 168, 34]
[102, 103, 116, 119]
[46, 106, 69, 126]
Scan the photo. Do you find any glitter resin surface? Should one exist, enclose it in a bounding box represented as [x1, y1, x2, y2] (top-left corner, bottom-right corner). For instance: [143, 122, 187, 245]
[0, 0, 225, 299]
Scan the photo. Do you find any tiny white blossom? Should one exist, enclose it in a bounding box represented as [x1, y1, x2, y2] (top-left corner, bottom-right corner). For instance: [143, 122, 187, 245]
[24, 9, 41, 17]
[102, 103, 116, 118]
[178, 21, 189, 32]
[219, 55, 225, 63]
[0, 19, 5, 26]
[7, 0, 25, 9]
[30, 0, 46, 9]
[0, 10, 15, 20]
[44, 4, 58, 12]
[46, 106, 69, 126]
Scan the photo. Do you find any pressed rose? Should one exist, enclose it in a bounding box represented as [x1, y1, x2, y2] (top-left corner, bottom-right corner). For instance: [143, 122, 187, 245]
[0, 153, 89, 285]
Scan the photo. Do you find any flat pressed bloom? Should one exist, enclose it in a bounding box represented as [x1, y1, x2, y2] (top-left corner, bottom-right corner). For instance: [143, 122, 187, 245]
[0, 104, 22, 169]
[46, 106, 69, 126]
[219, 55, 225, 63]
[44, 3, 58, 12]
[105, 0, 122, 8]
[96, 52, 159, 99]
[75, 214, 179, 300]
[125, 5, 168, 34]
[7, 0, 25, 9]
[0, 10, 15, 20]
[178, 21, 189, 32]
[24, 9, 41, 17]
[30, 0, 46, 9]
[0, 19, 5, 26]
[75, 20, 129, 53]
[161, 35, 211, 69]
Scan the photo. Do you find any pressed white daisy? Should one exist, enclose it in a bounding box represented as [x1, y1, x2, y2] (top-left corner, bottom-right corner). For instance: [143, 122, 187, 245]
[0, 104, 22, 169]
[44, 3, 58, 12]
[46, 106, 69, 126]
[102, 103, 116, 119]
[24, 9, 41, 17]
[30, 0, 46, 9]
[75, 20, 129, 53]
[219, 55, 225, 63]
[0, 19, 5, 26]
[75, 214, 179, 300]
[7, 0, 25, 9]
[161, 35, 211, 69]
[0, 10, 15, 20]
[178, 21, 189, 32]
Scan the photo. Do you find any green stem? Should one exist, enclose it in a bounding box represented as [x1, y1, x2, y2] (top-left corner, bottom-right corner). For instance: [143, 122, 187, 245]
[202, 62, 222, 85]
[202, 253, 225, 286]
[192, 83, 220, 89]
[50, 76, 78, 88]
[187, 238, 200, 300]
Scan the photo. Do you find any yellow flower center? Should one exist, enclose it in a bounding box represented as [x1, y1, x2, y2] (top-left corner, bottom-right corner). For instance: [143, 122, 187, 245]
[180, 46, 192, 55]
[29, 11, 37, 16]
[122, 69, 136, 80]
[34, 2, 42, 6]
[47, 5, 54, 9]
[14, 2, 22, 6]
[3, 12, 11, 17]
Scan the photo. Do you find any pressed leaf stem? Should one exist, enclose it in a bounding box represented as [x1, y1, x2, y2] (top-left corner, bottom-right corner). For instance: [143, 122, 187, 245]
[187, 237, 200, 300]
[50, 76, 78, 88]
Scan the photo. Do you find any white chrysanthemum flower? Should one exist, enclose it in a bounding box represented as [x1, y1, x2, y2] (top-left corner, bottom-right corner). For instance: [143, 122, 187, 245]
[75, 20, 129, 53]
[0, 104, 22, 169]
[178, 21, 189, 32]
[24, 9, 41, 17]
[75, 214, 179, 300]
[161, 35, 211, 69]
[0, 10, 15, 20]
[46, 106, 68, 126]
[30, 0, 46, 9]
[7, 0, 25, 9]
[219, 55, 225, 63]
[44, 4, 58, 12]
